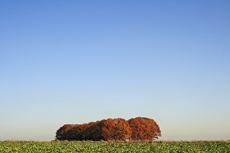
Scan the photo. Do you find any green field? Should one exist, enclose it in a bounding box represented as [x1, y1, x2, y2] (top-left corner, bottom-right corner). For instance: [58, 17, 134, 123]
[0, 140, 229, 152]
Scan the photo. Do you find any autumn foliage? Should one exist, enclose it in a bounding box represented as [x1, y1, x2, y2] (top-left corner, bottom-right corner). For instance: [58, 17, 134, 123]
[56, 117, 161, 141]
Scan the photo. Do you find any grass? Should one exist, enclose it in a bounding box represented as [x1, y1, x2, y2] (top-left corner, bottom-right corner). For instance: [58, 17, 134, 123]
[0, 140, 229, 152]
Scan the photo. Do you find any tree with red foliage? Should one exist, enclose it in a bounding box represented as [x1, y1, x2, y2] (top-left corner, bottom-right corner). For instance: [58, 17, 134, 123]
[56, 124, 74, 140]
[110, 118, 131, 140]
[128, 118, 143, 140]
[128, 117, 161, 140]
[97, 119, 114, 140]
[96, 118, 131, 140]
[69, 124, 86, 140]
[83, 122, 101, 140]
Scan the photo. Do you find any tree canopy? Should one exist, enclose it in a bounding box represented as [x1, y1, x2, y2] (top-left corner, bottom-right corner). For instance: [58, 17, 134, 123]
[56, 117, 161, 141]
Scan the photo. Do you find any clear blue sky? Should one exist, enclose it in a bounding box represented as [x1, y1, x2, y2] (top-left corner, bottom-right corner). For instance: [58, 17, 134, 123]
[0, 0, 230, 141]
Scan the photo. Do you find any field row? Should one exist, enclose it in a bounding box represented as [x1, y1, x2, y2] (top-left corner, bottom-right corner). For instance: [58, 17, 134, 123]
[0, 141, 230, 152]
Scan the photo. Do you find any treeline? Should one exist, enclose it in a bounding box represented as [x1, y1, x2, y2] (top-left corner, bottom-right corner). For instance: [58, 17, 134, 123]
[56, 117, 161, 141]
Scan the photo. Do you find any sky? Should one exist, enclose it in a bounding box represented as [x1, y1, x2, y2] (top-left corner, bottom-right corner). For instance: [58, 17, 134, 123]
[0, 0, 230, 141]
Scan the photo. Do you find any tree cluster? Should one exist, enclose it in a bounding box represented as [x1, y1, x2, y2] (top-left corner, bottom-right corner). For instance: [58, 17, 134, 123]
[56, 117, 161, 141]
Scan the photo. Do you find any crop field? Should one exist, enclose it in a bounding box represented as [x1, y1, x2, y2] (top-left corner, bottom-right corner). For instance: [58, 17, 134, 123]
[0, 140, 229, 152]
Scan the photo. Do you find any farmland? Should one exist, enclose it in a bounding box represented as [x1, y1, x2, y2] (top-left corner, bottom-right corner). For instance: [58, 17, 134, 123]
[0, 140, 229, 152]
